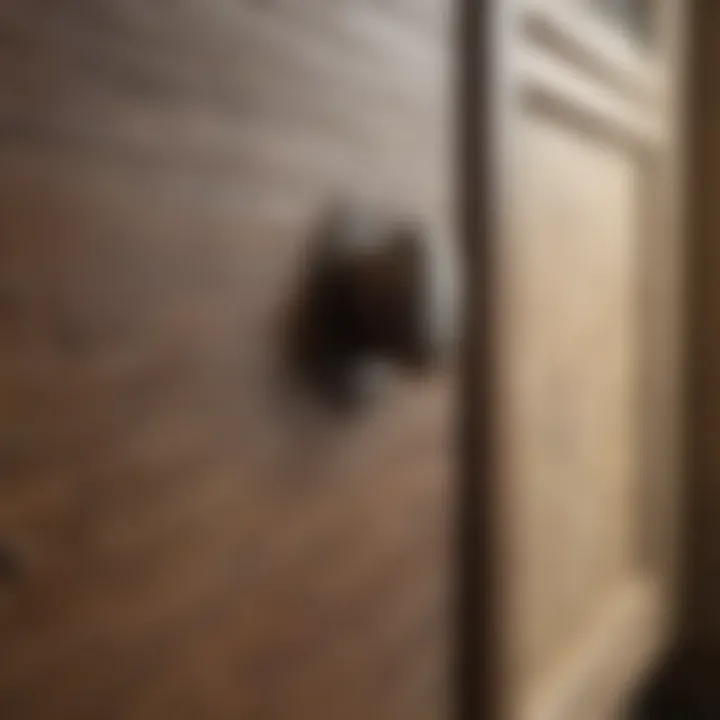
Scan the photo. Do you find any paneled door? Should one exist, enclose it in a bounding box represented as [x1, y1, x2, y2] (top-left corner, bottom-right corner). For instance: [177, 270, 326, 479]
[471, 1, 686, 717]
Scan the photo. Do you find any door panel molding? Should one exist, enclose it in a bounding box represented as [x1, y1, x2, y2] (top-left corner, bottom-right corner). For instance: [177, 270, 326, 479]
[523, 3, 665, 107]
[520, 49, 665, 149]
[520, 577, 662, 720]
[477, 1, 685, 718]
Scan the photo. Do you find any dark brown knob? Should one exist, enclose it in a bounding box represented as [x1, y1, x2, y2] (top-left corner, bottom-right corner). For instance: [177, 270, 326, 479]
[292, 204, 459, 410]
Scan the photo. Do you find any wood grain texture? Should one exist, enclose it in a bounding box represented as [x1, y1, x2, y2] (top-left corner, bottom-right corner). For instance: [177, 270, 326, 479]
[0, 1, 453, 718]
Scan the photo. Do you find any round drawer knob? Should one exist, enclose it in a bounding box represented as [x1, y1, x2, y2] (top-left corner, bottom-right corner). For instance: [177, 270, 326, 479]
[292, 204, 460, 409]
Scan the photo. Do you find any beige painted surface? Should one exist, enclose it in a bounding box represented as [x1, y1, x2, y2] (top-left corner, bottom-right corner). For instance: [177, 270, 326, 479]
[491, 1, 684, 717]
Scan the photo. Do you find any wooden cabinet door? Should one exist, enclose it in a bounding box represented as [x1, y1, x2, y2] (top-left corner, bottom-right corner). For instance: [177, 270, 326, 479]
[0, 2, 454, 719]
[477, 1, 686, 717]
